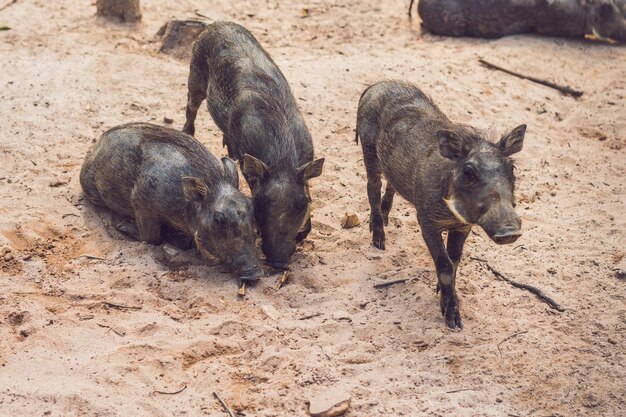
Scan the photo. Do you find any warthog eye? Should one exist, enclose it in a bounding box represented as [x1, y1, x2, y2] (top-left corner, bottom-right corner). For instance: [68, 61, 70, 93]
[462, 164, 478, 183]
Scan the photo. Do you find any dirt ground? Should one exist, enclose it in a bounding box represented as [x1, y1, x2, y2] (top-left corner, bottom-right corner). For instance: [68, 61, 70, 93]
[1, 1, 625, 416]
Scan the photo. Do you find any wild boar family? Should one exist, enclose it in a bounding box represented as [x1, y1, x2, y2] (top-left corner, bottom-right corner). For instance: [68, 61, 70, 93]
[80, 22, 526, 329]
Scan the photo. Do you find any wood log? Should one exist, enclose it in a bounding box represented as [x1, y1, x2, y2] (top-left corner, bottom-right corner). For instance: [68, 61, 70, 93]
[158, 20, 208, 60]
[96, 0, 141, 23]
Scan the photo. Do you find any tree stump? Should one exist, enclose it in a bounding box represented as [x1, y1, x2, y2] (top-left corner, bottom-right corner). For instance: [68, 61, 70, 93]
[96, 0, 141, 23]
[157, 20, 208, 60]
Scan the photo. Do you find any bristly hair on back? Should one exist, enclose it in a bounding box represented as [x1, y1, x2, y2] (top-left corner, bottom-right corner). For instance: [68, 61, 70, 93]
[229, 72, 314, 176]
[107, 122, 225, 193]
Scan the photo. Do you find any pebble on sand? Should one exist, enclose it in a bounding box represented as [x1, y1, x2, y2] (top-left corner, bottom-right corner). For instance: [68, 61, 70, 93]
[162, 243, 181, 258]
[260, 304, 280, 321]
[341, 213, 360, 229]
[332, 310, 351, 321]
[309, 386, 351, 417]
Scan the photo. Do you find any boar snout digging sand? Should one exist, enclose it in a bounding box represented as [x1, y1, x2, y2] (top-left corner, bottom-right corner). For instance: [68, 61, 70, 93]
[183, 21, 324, 270]
[80, 123, 263, 282]
[357, 81, 526, 329]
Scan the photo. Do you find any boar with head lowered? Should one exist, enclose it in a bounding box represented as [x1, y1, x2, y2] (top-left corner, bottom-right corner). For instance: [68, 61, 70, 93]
[80, 122, 263, 281]
[183, 21, 325, 270]
[357, 81, 526, 329]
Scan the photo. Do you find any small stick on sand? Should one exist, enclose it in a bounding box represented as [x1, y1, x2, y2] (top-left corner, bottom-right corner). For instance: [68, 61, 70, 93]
[0, 0, 17, 12]
[194, 9, 213, 21]
[238, 281, 246, 296]
[153, 385, 187, 395]
[319, 345, 331, 360]
[408, 0, 416, 17]
[276, 271, 290, 290]
[298, 312, 322, 320]
[96, 323, 125, 337]
[497, 330, 529, 358]
[446, 388, 476, 394]
[470, 257, 565, 311]
[102, 301, 142, 310]
[373, 278, 408, 289]
[77, 254, 106, 261]
[479, 59, 583, 98]
[213, 392, 235, 417]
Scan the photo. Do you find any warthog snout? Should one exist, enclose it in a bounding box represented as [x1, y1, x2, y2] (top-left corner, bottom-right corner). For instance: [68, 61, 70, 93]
[492, 228, 522, 245]
[238, 265, 264, 281]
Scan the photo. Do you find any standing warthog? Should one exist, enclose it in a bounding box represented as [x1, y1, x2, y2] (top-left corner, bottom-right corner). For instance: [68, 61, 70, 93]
[80, 123, 263, 282]
[183, 22, 325, 270]
[411, 0, 626, 42]
[357, 81, 526, 329]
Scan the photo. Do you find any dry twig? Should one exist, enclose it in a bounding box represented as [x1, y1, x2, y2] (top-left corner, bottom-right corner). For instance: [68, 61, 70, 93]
[298, 312, 322, 320]
[0, 0, 17, 12]
[102, 301, 142, 310]
[77, 254, 106, 261]
[213, 392, 235, 417]
[374, 278, 408, 289]
[276, 271, 290, 290]
[408, 0, 416, 17]
[194, 10, 213, 21]
[471, 257, 565, 311]
[497, 330, 529, 358]
[97, 323, 125, 337]
[479, 59, 583, 98]
[446, 388, 476, 394]
[153, 385, 187, 395]
[319, 345, 331, 360]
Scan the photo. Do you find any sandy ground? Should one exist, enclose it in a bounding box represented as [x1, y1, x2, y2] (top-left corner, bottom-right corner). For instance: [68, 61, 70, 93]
[1, 1, 625, 416]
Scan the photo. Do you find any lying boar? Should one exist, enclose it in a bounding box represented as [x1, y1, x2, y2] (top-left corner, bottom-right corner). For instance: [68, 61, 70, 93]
[356, 81, 526, 329]
[183, 21, 324, 270]
[412, 0, 626, 42]
[80, 122, 263, 281]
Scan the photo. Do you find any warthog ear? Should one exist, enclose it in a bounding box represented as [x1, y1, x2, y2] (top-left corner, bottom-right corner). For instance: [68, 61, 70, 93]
[498, 124, 526, 156]
[182, 176, 208, 202]
[438, 130, 469, 160]
[242, 154, 269, 181]
[221, 157, 239, 188]
[298, 158, 325, 181]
